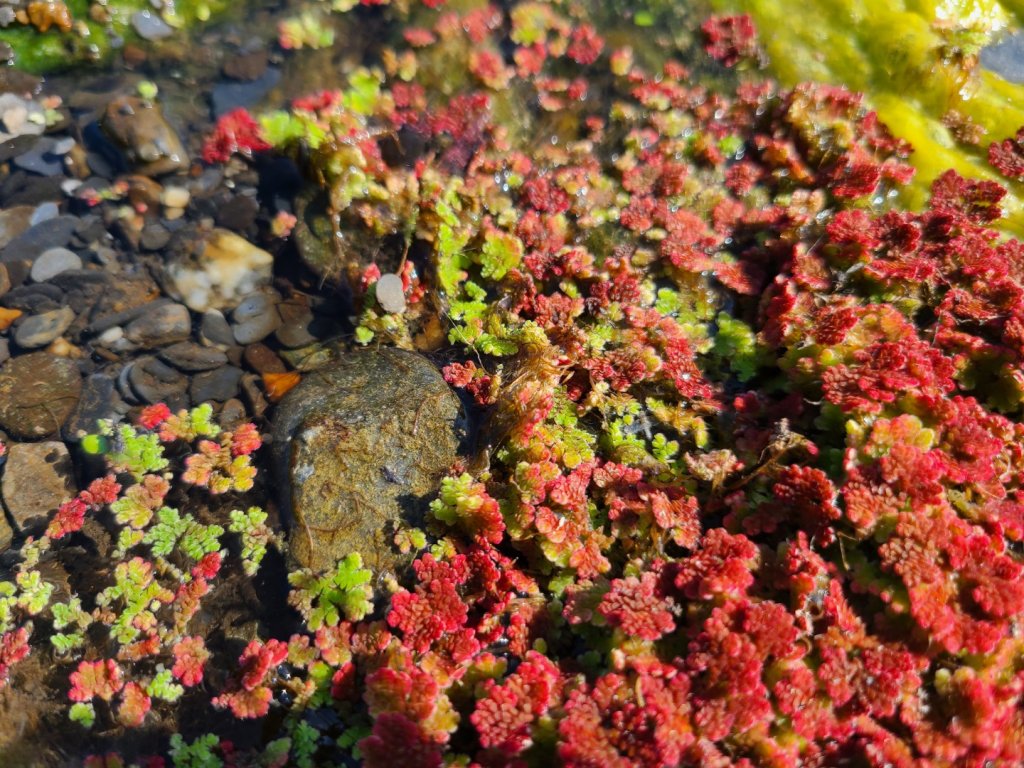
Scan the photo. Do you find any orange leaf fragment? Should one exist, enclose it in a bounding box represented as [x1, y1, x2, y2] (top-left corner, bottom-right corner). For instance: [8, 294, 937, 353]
[0, 307, 21, 331]
[263, 371, 301, 402]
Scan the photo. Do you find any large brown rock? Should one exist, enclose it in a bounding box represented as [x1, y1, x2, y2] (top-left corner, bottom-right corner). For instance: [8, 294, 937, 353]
[272, 349, 465, 575]
[1, 441, 76, 532]
[0, 352, 81, 440]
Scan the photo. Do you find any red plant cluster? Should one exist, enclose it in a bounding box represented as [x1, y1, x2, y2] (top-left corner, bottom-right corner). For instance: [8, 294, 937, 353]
[79, 6, 1024, 766]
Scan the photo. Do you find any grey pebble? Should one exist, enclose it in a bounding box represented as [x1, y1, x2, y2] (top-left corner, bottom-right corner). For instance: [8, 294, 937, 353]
[125, 302, 191, 347]
[1, 215, 78, 263]
[31, 247, 81, 282]
[201, 309, 235, 348]
[375, 273, 406, 314]
[139, 223, 171, 251]
[29, 201, 58, 226]
[231, 291, 280, 345]
[14, 138, 64, 177]
[129, 355, 189, 409]
[63, 373, 120, 442]
[190, 365, 243, 403]
[131, 10, 174, 41]
[159, 341, 228, 371]
[14, 306, 74, 348]
[211, 67, 281, 119]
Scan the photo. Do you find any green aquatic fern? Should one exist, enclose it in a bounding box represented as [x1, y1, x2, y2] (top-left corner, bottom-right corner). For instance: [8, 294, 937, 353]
[287, 553, 374, 630]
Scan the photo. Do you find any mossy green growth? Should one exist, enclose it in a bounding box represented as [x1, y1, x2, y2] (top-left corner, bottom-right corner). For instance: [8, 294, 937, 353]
[711, 0, 1024, 234]
[0, 0, 228, 73]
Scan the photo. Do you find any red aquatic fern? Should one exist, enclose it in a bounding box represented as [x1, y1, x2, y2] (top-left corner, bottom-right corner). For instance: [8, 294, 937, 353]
[0, 627, 30, 689]
[202, 108, 271, 165]
[69, 659, 124, 702]
[359, 713, 443, 768]
[598, 572, 676, 641]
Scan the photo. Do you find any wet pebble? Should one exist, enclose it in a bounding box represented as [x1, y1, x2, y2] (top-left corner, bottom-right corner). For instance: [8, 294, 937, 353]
[128, 356, 189, 408]
[63, 373, 119, 441]
[131, 10, 174, 40]
[219, 398, 247, 427]
[125, 301, 191, 347]
[190, 365, 243, 403]
[231, 291, 280, 345]
[161, 185, 190, 209]
[13, 137, 64, 177]
[376, 273, 406, 314]
[0, 352, 82, 439]
[1, 441, 76, 532]
[240, 372, 268, 417]
[159, 340, 228, 371]
[31, 247, 81, 282]
[166, 228, 274, 312]
[140, 223, 171, 251]
[200, 308, 235, 348]
[274, 300, 316, 348]
[223, 48, 268, 81]
[211, 67, 281, 118]
[0, 94, 44, 141]
[2, 282, 63, 313]
[0, 206, 34, 249]
[14, 306, 75, 348]
[101, 96, 188, 177]
[0, 214, 78, 262]
[243, 342, 285, 374]
[29, 201, 59, 225]
[215, 193, 259, 231]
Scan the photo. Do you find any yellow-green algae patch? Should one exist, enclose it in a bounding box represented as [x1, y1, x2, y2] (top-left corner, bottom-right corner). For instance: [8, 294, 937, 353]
[711, 0, 1024, 233]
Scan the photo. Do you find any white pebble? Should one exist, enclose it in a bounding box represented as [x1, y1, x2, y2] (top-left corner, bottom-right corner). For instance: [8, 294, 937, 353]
[376, 273, 406, 314]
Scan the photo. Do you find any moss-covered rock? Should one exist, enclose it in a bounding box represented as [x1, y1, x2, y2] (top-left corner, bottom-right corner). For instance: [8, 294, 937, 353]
[271, 348, 466, 575]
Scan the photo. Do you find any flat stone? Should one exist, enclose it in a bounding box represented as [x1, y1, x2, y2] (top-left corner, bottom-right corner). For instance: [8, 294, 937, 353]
[125, 302, 191, 347]
[62, 373, 119, 441]
[200, 309, 235, 348]
[0, 215, 78, 263]
[159, 341, 228, 372]
[211, 67, 281, 119]
[131, 10, 174, 41]
[166, 228, 274, 312]
[1, 441, 76, 532]
[243, 342, 285, 374]
[0, 352, 81, 439]
[190, 365, 243, 403]
[0, 206, 34, 249]
[13, 137, 63, 177]
[272, 349, 466, 574]
[128, 356, 189, 409]
[13, 306, 74, 348]
[29, 201, 58, 225]
[231, 291, 280, 345]
[31, 247, 81, 282]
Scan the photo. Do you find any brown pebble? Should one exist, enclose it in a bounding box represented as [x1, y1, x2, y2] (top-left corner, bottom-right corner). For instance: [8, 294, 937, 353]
[243, 342, 286, 374]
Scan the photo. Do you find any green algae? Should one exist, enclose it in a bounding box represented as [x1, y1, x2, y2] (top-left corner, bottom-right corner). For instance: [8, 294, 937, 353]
[711, 0, 1024, 233]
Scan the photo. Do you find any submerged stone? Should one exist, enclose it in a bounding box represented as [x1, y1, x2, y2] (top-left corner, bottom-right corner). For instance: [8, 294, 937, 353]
[272, 348, 466, 575]
[0, 352, 81, 439]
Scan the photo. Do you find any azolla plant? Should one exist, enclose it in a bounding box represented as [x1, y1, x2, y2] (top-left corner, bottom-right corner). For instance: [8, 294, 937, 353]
[11, 1, 1024, 765]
